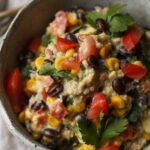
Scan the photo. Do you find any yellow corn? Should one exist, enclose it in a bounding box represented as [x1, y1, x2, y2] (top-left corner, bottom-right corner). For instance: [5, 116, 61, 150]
[100, 44, 112, 58]
[113, 109, 126, 117]
[113, 138, 122, 146]
[19, 111, 25, 123]
[67, 12, 79, 26]
[25, 79, 36, 93]
[32, 133, 41, 140]
[25, 108, 33, 121]
[111, 96, 125, 109]
[48, 115, 61, 128]
[143, 133, 150, 141]
[47, 97, 56, 103]
[106, 57, 119, 71]
[65, 49, 75, 58]
[68, 102, 85, 113]
[81, 144, 96, 150]
[38, 46, 45, 54]
[55, 56, 66, 71]
[35, 57, 44, 70]
[133, 61, 144, 67]
[71, 69, 78, 75]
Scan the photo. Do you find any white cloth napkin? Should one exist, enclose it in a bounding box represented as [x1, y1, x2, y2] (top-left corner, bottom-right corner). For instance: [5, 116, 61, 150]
[0, 1, 30, 150]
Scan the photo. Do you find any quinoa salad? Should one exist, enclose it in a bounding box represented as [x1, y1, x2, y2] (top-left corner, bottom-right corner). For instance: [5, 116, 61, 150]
[4, 4, 150, 150]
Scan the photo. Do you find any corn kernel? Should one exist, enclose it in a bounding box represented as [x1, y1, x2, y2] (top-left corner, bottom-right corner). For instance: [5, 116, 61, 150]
[113, 138, 122, 146]
[32, 133, 41, 140]
[81, 144, 95, 150]
[47, 97, 56, 103]
[143, 133, 150, 140]
[55, 56, 66, 71]
[25, 79, 36, 93]
[65, 49, 75, 58]
[106, 57, 119, 71]
[48, 115, 61, 128]
[19, 111, 25, 123]
[111, 96, 125, 109]
[100, 44, 112, 58]
[68, 102, 85, 113]
[71, 69, 78, 75]
[38, 46, 45, 54]
[35, 57, 44, 70]
[25, 108, 33, 120]
[133, 61, 144, 67]
[67, 12, 78, 26]
[113, 109, 126, 117]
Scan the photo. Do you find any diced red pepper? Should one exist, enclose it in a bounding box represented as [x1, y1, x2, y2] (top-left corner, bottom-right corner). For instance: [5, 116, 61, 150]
[56, 37, 78, 52]
[87, 93, 108, 120]
[42, 88, 47, 101]
[27, 37, 41, 53]
[122, 25, 142, 51]
[4, 68, 24, 113]
[121, 63, 147, 80]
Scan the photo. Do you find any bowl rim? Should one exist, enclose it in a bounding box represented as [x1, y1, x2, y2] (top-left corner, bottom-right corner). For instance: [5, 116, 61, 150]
[0, 0, 49, 149]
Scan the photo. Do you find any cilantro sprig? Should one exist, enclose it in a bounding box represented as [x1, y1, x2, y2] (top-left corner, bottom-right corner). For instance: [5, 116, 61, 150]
[42, 34, 56, 47]
[85, 4, 135, 33]
[77, 117, 128, 148]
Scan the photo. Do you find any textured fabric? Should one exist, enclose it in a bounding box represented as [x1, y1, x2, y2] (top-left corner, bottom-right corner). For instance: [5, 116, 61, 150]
[0, 1, 30, 150]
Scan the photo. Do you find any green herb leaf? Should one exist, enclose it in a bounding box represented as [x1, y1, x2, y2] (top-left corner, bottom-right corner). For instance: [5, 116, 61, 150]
[127, 103, 143, 123]
[42, 34, 56, 47]
[107, 4, 126, 21]
[38, 64, 73, 80]
[85, 11, 106, 27]
[70, 25, 83, 33]
[127, 56, 137, 62]
[63, 96, 73, 105]
[100, 118, 128, 144]
[109, 14, 134, 33]
[78, 119, 99, 147]
[99, 112, 104, 121]
[21, 65, 32, 79]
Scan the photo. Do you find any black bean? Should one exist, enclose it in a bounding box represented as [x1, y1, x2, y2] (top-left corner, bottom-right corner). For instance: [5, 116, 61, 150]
[77, 11, 86, 22]
[75, 113, 86, 122]
[87, 55, 99, 69]
[85, 96, 92, 106]
[31, 101, 47, 111]
[96, 18, 107, 32]
[47, 82, 63, 97]
[65, 33, 78, 43]
[42, 129, 60, 139]
[41, 138, 55, 149]
[112, 78, 125, 95]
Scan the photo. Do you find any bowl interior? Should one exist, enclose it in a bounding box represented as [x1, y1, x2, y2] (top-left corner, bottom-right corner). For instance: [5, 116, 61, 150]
[0, 0, 150, 149]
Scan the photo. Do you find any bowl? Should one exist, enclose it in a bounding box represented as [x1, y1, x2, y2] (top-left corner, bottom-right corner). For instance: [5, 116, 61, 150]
[0, 0, 150, 149]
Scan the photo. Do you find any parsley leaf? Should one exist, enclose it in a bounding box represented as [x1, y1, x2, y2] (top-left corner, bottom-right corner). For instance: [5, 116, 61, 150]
[78, 119, 99, 148]
[42, 34, 56, 47]
[107, 4, 126, 21]
[99, 112, 104, 121]
[127, 56, 137, 62]
[109, 14, 134, 33]
[100, 118, 128, 144]
[70, 25, 83, 33]
[21, 65, 32, 79]
[85, 11, 106, 27]
[38, 64, 73, 80]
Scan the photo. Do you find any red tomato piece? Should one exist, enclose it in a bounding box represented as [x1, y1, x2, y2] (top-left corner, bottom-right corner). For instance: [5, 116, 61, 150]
[42, 88, 47, 101]
[50, 101, 67, 120]
[47, 11, 67, 36]
[99, 144, 119, 150]
[27, 37, 41, 53]
[37, 113, 47, 126]
[56, 37, 78, 52]
[121, 63, 147, 80]
[4, 68, 24, 113]
[79, 35, 98, 62]
[87, 93, 108, 120]
[122, 25, 142, 51]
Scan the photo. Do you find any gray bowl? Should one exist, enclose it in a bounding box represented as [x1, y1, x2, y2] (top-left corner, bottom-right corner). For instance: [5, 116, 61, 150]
[0, 0, 150, 149]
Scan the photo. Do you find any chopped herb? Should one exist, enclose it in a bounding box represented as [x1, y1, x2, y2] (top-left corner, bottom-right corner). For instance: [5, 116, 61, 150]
[21, 65, 32, 79]
[85, 11, 106, 27]
[63, 96, 73, 106]
[77, 119, 99, 148]
[42, 34, 56, 47]
[127, 103, 143, 123]
[38, 64, 73, 80]
[99, 112, 104, 121]
[70, 25, 83, 33]
[109, 14, 134, 33]
[99, 118, 128, 145]
[127, 56, 137, 62]
[107, 4, 126, 21]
